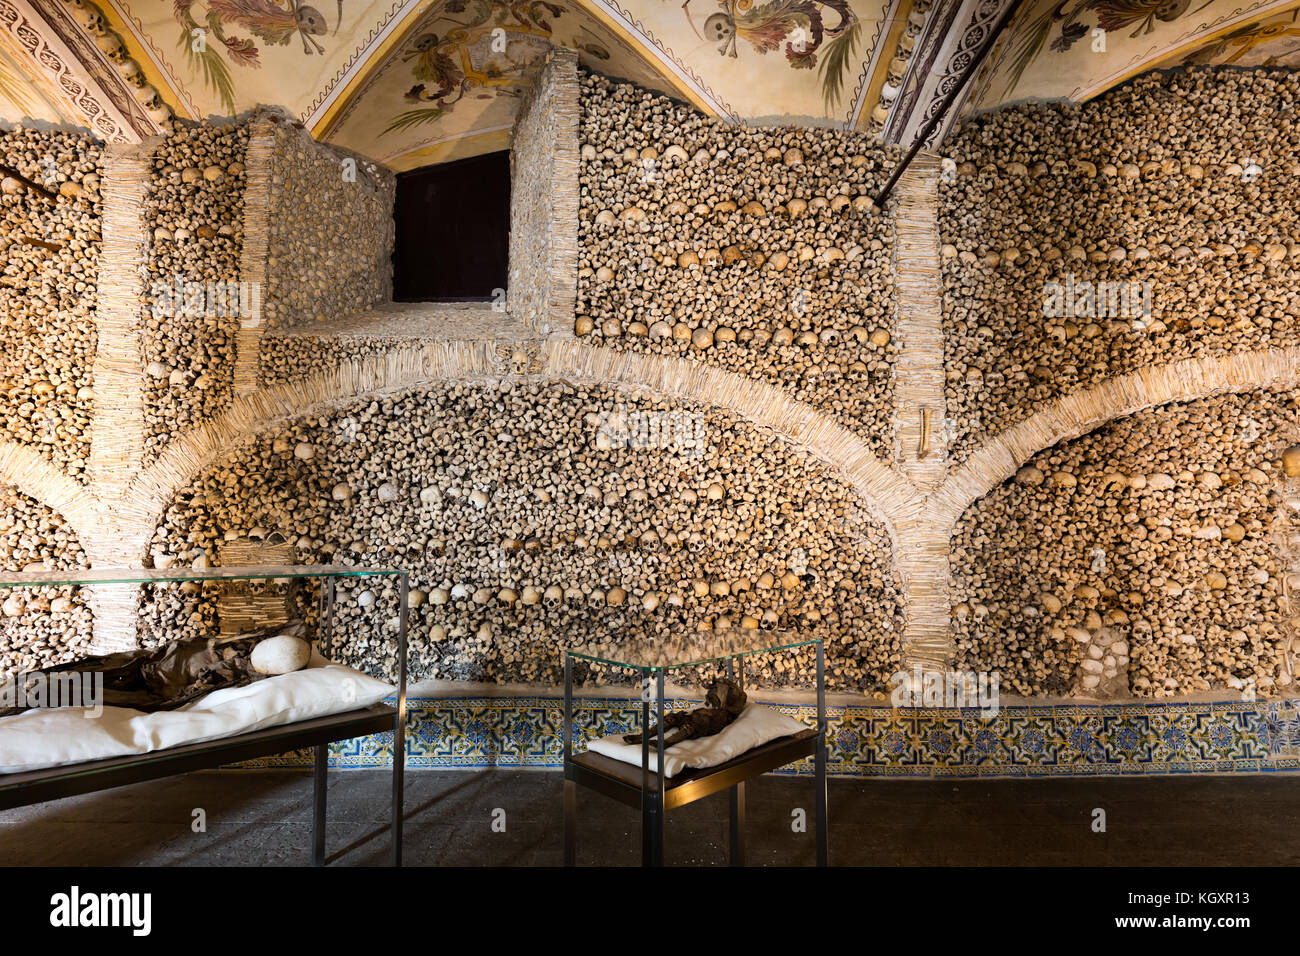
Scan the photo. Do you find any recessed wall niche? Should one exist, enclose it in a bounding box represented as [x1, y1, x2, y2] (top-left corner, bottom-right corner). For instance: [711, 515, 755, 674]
[391, 151, 511, 302]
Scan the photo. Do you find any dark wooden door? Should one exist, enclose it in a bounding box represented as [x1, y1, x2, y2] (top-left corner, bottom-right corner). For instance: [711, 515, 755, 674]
[392, 151, 511, 301]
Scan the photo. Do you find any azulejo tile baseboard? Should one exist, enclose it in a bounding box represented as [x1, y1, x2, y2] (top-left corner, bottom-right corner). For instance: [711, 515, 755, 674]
[230, 696, 1300, 777]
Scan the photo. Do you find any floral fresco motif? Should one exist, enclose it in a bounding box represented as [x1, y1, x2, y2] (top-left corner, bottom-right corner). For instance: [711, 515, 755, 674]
[1050, 0, 1216, 51]
[997, 0, 1216, 99]
[174, 0, 348, 113]
[682, 0, 861, 107]
[384, 0, 566, 135]
[1180, 8, 1300, 66]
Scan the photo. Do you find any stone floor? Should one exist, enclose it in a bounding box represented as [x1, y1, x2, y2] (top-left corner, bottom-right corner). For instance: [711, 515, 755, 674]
[1, 770, 1297, 866]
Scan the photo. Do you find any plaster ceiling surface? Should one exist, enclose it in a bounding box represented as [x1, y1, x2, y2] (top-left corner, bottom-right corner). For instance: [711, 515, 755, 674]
[0, 0, 1297, 167]
[1166, 4, 1300, 67]
[968, 0, 1300, 110]
[321, 1, 686, 169]
[0, 37, 73, 123]
[0, 0, 921, 164]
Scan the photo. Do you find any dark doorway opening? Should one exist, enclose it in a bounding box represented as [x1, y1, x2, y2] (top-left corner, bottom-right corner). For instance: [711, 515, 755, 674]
[392, 151, 511, 301]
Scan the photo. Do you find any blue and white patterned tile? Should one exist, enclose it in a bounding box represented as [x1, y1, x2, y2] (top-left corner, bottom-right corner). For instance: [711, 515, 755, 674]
[228, 696, 1300, 777]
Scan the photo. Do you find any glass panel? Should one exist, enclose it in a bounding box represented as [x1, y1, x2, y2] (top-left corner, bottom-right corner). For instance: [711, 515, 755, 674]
[0, 565, 402, 587]
[566, 630, 819, 671]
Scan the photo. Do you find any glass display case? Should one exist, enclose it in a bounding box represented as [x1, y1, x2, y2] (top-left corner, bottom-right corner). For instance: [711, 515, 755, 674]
[562, 631, 827, 867]
[0, 565, 408, 867]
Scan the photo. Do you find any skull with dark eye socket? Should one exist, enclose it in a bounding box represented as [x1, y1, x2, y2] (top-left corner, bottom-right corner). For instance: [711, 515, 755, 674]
[703, 12, 735, 42]
[1155, 0, 1189, 22]
[296, 5, 328, 35]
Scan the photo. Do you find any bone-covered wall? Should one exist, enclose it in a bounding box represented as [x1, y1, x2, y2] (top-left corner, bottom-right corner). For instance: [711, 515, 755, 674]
[952, 388, 1299, 699]
[575, 71, 902, 459]
[145, 382, 905, 690]
[140, 122, 249, 457]
[1, 62, 1299, 723]
[0, 487, 91, 677]
[940, 67, 1300, 462]
[260, 119, 395, 331]
[0, 128, 102, 478]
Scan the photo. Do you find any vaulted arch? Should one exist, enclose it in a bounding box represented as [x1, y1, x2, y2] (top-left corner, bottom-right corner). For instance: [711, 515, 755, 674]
[933, 347, 1300, 527]
[126, 338, 914, 547]
[0, 442, 100, 549]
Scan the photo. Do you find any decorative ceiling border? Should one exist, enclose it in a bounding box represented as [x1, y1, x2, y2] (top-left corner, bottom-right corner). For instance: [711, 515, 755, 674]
[0, 37, 66, 118]
[886, 0, 1008, 147]
[0, 0, 136, 139]
[0, 1, 64, 117]
[302, 0, 422, 134]
[915, 0, 1008, 146]
[100, 0, 197, 118]
[961, 7, 1005, 111]
[36, 0, 163, 137]
[881, 0, 968, 144]
[845, 0, 902, 130]
[317, 1, 436, 139]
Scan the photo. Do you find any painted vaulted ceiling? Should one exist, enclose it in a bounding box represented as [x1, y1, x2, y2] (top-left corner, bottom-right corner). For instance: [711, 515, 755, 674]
[0, 0, 1298, 169]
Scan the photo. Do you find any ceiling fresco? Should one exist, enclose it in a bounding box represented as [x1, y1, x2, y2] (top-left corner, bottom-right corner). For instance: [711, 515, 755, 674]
[1, 0, 910, 165]
[1172, 4, 1300, 66]
[99, 0, 419, 119]
[322, 0, 686, 169]
[0, 0, 1298, 165]
[968, 0, 1300, 110]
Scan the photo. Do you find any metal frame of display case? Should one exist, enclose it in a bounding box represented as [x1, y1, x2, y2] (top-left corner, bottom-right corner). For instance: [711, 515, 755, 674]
[562, 637, 828, 867]
[0, 565, 408, 867]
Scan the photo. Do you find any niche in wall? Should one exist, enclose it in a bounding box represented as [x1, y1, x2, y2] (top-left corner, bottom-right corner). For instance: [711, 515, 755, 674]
[392, 151, 511, 302]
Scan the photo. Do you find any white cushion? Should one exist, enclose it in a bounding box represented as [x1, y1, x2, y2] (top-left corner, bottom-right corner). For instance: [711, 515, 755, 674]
[584, 703, 811, 778]
[0, 653, 395, 774]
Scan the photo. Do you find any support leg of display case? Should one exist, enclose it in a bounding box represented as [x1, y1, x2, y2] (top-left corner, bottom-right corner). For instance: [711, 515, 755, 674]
[640, 669, 652, 866]
[727, 656, 746, 867]
[563, 653, 575, 866]
[392, 572, 408, 868]
[653, 669, 665, 867]
[729, 782, 746, 866]
[312, 742, 328, 866]
[563, 779, 576, 865]
[816, 641, 828, 867]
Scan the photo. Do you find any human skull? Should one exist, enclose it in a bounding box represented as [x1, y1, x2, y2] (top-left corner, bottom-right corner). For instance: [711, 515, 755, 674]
[95, 32, 126, 60]
[295, 4, 327, 35]
[118, 59, 144, 86]
[134, 85, 161, 111]
[72, 3, 107, 35]
[703, 13, 734, 42]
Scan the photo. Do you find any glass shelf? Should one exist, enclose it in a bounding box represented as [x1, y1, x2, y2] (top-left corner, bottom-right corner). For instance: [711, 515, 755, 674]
[0, 565, 403, 587]
[566, 630, 820, 671]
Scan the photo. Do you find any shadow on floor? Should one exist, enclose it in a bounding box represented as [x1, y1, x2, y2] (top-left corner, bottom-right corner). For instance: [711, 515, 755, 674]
[2, 769, 1297, 866]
